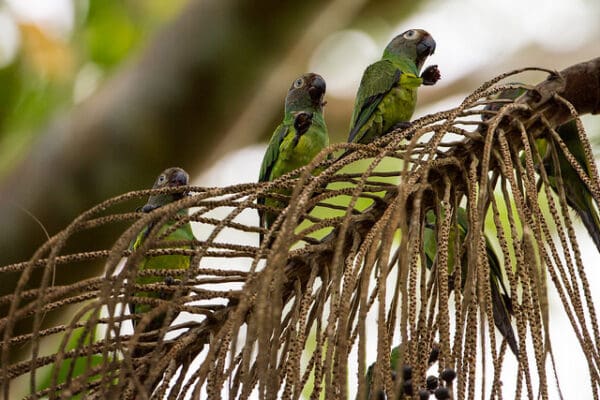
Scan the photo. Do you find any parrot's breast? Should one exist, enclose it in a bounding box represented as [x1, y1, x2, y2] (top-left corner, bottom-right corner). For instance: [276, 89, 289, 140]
[362, 85, 417, 142]
[136, 218, 193, 279]
[263, 124, 328, 227]
[386, 84, 417, 123]
[273, 125, 328, 179]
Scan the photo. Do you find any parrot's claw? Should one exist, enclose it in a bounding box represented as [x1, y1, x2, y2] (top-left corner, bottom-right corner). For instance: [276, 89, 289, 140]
[390, 121, 412, 131]
[159, 277, 181, 300]
[390, 121, 414, 139]
[421, 64, 441, 86]
[140, 204, 158, 213]
[164, 276, 181, 285]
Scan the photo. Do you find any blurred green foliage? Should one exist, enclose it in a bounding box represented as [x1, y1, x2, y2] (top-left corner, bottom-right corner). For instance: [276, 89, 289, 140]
[35, 310, 104, 399]
[84, 1, 142, 68]
[0, 0, 186, 177]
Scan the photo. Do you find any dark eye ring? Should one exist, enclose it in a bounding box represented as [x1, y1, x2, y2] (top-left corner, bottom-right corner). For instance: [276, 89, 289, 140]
[293, 78, 304, 88]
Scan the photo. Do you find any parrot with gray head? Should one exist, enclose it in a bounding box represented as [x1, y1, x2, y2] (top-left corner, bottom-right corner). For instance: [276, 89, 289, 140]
[348, 28, 440, 146]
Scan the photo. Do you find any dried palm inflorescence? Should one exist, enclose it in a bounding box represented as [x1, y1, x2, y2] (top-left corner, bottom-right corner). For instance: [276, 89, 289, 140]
[1, 59, 600, 399]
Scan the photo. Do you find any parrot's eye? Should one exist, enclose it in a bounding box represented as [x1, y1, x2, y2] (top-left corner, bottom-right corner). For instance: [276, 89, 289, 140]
[403, 30, 417, 39]
[158, 175, 166, 184]
[293, 78, 304, 88]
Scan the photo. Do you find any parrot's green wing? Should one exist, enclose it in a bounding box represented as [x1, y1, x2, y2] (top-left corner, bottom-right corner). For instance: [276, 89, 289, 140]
[258, 123, 290, 234]
[129, 216, 194, 321]
[424, 210, 442, 269]
[424, 209, 461, 273]
[348, 60, 401, 144]
[456, 208, 517, 355]
[551, 121, 600, 252]
[486, 238, 518, 355]
[259, 124, 289, 185]
[130, 224, 151, 252]
[425, 208, 517, 355]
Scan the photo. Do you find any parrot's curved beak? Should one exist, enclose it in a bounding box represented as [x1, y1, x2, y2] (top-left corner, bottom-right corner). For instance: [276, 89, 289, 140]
[417, 35, 436, 57]
[169, 169, 190, 198]
[308, 75, 327, 107]
[170, 170, 189, 187]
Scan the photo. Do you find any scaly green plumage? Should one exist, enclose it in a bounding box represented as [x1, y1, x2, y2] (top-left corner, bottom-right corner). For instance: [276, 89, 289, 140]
[258, 73, 329, 242]
[129, 167, 194, 353]
[424, 208, 517, 356]
[348, 29, 439, 145]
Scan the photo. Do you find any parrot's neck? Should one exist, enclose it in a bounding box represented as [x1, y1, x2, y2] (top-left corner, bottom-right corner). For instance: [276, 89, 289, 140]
[144, 194, 186, 212]
[283, 107, 323, 123]
[385, 53, 419, 75]
[310, 111, 326, 127]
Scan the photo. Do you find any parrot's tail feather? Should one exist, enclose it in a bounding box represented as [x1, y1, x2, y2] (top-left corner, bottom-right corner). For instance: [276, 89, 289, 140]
[491, 280, 519, 356]
[578, 208, 600, 254]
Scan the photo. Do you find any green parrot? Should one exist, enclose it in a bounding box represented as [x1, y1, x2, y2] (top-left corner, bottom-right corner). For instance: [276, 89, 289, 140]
[348, 28, 440, 145]
[361, 343, 440, 399]
[363, 346, 400, 400]
[478, 85, 527, 136]
[129, 167, 194, 356]
[258, 73, 329, 243]
[546, 120, 600, 252]
[485, 87, 600, 253]
[424, 208, 518, 356]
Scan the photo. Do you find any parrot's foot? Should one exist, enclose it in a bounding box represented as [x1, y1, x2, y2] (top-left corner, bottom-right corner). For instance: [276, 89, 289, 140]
[159, 276, 182, 300]
[164, 276, 181, 285]
[139, 204, 158, 213]
[390, 121, 414, 139]
[421, 64, 441, 86]
[390, 121, 412, 131]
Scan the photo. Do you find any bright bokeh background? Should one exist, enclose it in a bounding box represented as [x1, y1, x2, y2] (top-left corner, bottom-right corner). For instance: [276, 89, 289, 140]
[1, 0, 599, 398]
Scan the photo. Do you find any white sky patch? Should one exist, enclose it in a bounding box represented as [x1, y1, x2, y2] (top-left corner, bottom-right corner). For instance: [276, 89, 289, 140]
[309, 29, 379, 99]
[398, 0, 598, 82]
[308, 0, 598, 99]
[504, 0, 595, 50]
[6, 0, 74, 39]
[192, 145, 264, 261]
[195, 145, 265, 187]
[0, 9, 20, 68]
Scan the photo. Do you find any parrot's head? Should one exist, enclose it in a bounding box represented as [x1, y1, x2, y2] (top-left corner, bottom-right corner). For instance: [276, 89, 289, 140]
[285, 73, 326, 114]
[142, 167, 190, 212]
[384, 29, 436, 72]
[484, 86, 527, 113]
[479, 85, 527, 132]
